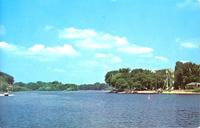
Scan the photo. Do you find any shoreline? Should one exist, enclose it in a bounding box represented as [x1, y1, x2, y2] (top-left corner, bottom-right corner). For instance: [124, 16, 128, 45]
[162, 90, 200, 95]
[109, 90, 200, 95]
[1, 90, 200, 95]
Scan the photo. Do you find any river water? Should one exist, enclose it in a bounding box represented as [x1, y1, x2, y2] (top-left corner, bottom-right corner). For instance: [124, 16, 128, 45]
[0, 91, 200, 128]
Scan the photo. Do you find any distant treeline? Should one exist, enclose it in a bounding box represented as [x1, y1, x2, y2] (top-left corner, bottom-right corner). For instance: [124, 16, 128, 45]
[105, 61, 200, 91]
[0, 70, 109, 92]
[1, 61, 200, 92]
[13, 81, 109, 91]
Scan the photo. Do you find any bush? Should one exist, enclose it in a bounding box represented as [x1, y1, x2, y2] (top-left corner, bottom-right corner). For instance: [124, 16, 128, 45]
[13, 85, 31, 91]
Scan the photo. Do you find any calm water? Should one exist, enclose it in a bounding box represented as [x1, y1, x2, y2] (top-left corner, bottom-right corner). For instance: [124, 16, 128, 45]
[0, 91, 200, 128]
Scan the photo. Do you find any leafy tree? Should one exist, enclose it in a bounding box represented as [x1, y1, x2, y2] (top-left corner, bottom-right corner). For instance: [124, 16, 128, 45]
[105, 68, 176, 91]
[174, 61, 200, 89]
[0, 71, 14, 92]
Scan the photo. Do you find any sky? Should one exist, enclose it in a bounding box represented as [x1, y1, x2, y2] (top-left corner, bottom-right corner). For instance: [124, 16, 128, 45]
[0, 0, 200, 84]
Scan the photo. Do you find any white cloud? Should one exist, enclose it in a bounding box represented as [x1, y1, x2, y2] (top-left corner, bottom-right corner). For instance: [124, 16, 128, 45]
[101, 33, 128, 46]
[176, 38, 199, 49]
[176, 0, 200, 8]
[0, 25, 6, 35]
[29, 44, 45, 52]
[59, 27, 153, 55]
[155, 56, 169, 61]
[95, 53, 121, 64]
[181, 42, 199, 48]
[0, 41, 16, 50]
[0, 42, 79, 60]
[59, 27, 97, 39]
[27, 44, 79, 57]
[118, 45, 153, 54]
[75, 38, 110, 49]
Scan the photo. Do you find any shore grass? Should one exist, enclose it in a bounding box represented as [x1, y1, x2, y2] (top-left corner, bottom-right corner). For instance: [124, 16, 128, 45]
[192, 88, 200, 92]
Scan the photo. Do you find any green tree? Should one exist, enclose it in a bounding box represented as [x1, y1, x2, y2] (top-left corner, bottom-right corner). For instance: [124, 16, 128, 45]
[174, 61, 200, 89]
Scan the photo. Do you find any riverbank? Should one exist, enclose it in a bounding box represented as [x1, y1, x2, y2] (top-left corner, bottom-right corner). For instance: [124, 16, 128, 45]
[162, 90, 200, 95]
[110, 89, 200, 95]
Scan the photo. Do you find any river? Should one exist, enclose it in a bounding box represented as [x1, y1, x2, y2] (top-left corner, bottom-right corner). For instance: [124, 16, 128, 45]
[0, 91, 200, 128]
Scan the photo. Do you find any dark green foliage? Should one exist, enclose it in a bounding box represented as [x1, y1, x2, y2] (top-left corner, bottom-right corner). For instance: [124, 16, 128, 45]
[192, 88, 200, 92]
[13, 85, 31, 91]
[13, 81, 108, 91]
[0, 71, 14, 85]
[174, 61, 200, 89]
[0, 71, 14, 92]
[1, 83, 8, 92]
[105, 61, 200, 91]
[78, 82, 109, 90]
[105, 68, 174, 91]
[14, 81, 79, 91]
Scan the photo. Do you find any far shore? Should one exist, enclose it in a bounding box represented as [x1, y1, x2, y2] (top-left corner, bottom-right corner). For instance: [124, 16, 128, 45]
[109, 89, 200, 95]
[0, 89, 200, 95]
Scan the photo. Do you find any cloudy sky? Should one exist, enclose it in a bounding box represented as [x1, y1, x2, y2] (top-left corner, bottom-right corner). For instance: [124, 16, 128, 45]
[0, 0, 200, 84]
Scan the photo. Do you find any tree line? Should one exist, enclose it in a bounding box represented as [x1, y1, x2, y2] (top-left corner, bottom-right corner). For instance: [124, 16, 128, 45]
[1, 61, 200, 92]
[0, 71, 109, 92]
[13, 81, 108, 91]
[105, 61, 200, 91]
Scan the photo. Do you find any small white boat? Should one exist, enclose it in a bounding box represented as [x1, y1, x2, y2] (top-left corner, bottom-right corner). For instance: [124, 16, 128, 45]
[4, 92, 9, 96]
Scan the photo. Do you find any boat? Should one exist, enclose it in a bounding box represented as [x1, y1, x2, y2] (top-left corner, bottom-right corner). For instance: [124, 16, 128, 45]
[4, 92, 9, 96]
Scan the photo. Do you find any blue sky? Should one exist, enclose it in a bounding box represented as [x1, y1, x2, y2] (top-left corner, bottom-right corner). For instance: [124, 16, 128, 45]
[0, 0, 200, 84]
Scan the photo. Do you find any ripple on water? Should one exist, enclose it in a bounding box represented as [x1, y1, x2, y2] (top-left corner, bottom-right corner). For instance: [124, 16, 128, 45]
[0, 91, 200, 128]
